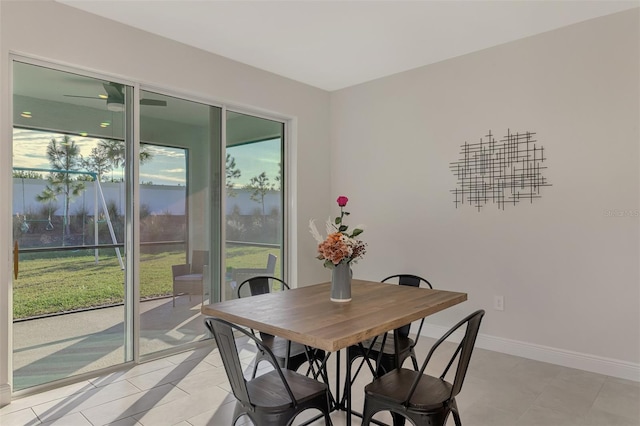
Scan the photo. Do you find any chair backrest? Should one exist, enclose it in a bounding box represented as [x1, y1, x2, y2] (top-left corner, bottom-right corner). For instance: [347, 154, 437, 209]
[237, 275, 290, 299]
[191, 250, 208, 274]
[171, 263, 190, 278]
[266, 253, 277, 274]
[205, 317, 299, 408]
[204, 317, 252, 405]
[407, 310, 485, 404]
[381, 274, 433, 338]
[449, 309, 484, 397]
[237, 276, 289, 340]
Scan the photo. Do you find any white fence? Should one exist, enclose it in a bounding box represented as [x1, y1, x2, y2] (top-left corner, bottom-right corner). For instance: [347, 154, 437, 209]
[12, 179, 281, 217]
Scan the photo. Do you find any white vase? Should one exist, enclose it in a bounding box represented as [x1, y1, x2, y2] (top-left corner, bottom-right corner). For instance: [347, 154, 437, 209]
[330, 262, 352, 302]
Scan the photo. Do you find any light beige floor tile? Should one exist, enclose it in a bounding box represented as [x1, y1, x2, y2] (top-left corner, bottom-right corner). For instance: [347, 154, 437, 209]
[39, 411, 92, 426]
[1, 381, 95, 415]
[555, 367, 609, 390]
[516, 405, 584, 426]
[583, 406, 640, 426]
[499, 358, 564, 393]
[162, 345, 215, 365]
[201, 350, 224, 368]
[171, 365, 229, 395]
[591, 376, 640, 421]
[106, 416, 144, 426]
[467, 348, 524, 381]
[133, 385, 234, 425]
[472, 375, 540, 417]
[80, 383, 188, 425]
[0, 407, 40, 426]
[125, 358, 215, 391]
[453, 376, 492, 412]
[185, 399, 254, 426]
[32, 380, 141, 422]
[456, 402, 521, 426]
[88, 359, 176, 387]
[533, 369, 606, 417]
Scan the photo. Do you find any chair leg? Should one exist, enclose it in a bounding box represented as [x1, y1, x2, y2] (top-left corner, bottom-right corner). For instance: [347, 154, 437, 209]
[378, 356, 394, 377]
[361, 398, 373, 426]
[231, 402, 245, 425]
[323, 395, 334, 426]
[451, 399, 462, 426]
[411, 353, 419, 371]
[251, 357, 259, 378]
[390, 411, 406, 426]
[324, 412, 333, 426]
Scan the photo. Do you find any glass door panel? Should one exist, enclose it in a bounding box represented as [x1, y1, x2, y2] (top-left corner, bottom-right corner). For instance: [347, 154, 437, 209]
[139, 90, 221, 356]
[12, 61, 130, 390]
[224, 111, 284, 300]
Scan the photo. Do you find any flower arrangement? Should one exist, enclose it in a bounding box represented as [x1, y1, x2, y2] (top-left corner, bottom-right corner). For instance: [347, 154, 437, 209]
[309, 196, 366, 269]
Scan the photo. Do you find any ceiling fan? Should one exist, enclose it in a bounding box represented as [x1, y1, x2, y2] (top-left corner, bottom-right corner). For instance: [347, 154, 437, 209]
[64, 82, 167, 111]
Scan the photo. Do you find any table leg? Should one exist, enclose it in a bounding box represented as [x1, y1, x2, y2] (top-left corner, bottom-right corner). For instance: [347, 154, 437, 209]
[345, 348, 351, 426]
[336, 350, 341, 411]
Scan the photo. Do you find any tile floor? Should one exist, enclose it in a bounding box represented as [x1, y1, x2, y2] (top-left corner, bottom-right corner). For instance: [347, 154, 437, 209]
[1, 334, 639, 426]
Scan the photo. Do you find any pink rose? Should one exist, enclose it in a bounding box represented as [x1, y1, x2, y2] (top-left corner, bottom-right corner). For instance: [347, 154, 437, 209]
[337, 196, 349, 207]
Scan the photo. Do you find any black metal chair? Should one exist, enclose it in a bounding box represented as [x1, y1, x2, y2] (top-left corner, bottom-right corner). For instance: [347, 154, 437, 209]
[362, 310, 485, 426]
[347, 274, 433, 380]
[237, 276, 327, 378]
[204, 317, 333, 426]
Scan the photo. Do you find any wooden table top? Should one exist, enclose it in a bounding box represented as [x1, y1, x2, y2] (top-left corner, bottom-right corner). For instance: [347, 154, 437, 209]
[201, 279, 467, 352]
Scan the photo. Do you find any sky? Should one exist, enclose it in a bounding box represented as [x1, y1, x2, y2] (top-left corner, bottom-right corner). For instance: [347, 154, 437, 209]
[12, 129, 281, 187]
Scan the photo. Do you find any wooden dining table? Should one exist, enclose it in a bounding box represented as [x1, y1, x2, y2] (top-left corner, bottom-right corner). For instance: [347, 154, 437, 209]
[201, 279, 467, 425]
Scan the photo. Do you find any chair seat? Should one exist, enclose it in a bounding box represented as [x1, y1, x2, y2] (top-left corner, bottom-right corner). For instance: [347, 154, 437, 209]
[248, 369, 328, 412]
[261, 335, 326, 372]
[263, 335, 310, 358]
[205, 317, 333, 425]
[364, 368, 453, 411]
[174, 273, 203, 282]
[358, 333, 414, 355]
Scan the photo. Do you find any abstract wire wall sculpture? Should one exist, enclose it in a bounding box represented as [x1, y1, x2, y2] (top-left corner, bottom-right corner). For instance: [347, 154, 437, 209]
[450, 129, 551, 211]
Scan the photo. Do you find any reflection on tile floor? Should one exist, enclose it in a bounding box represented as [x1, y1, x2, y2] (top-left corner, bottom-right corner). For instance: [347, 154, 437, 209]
[2, 334, 639, 425]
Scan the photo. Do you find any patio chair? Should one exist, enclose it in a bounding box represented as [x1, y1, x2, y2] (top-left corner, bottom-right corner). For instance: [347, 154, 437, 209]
[237, 276, 327, 379]
[362, 310, 485, 426]
[204, 317, 333, 426]
[171, 250, 208, 307]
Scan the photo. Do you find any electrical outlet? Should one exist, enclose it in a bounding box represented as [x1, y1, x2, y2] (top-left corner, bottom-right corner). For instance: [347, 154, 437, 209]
[494, 295, 504, 311]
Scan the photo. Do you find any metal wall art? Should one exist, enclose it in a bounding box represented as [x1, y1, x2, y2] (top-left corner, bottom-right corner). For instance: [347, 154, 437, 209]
[450, 129, 550, 211]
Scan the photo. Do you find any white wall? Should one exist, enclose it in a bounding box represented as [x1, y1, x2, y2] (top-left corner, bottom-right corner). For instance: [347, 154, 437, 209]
[331, 9, 639, 377]
[0, 0, 331, 403]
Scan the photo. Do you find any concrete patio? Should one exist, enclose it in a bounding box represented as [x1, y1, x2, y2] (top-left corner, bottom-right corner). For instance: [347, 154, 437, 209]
[12, 295, 208, 392]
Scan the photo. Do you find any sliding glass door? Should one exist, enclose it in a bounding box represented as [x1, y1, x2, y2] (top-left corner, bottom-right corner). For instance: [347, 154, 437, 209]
[138, 90, 221, 357]
[224, 112, 284, 300]
[12, 61, 131, 390]
[10, 61, 224, 389]
[9, 58, 284, 393]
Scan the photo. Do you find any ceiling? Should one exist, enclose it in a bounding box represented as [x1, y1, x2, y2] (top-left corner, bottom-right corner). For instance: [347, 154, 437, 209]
[56, 1, 638, 91]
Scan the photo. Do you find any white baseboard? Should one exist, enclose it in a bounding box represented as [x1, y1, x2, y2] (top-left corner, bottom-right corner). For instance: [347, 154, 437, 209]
[418, 324, 640, 382]
[0, 383, 11, 408]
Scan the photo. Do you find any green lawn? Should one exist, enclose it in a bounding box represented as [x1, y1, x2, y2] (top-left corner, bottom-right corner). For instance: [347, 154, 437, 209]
[13, 246, 279, 319]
